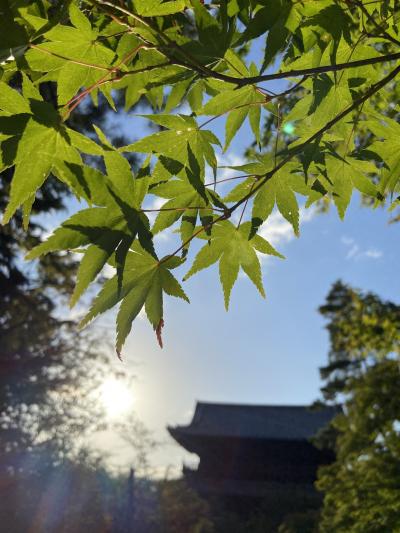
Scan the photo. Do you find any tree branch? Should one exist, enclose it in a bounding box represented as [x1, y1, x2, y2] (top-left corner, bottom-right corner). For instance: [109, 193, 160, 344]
[162, 62, 400, 260]
[91, 0, 400, 90]
[230, 63, 400, 212]
[231, 52, 400, 87]
[142, 206, 223, 213]
[355, 0, 400, 47]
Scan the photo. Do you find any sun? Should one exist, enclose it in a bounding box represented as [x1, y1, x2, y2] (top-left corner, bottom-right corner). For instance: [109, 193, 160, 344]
[99, 378, 135, 419]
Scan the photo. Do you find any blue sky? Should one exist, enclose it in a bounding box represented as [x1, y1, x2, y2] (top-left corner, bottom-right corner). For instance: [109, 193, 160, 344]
[35, 50, 399, 475]
[101, 190, 397, 474]
[86, 108, 399, 474]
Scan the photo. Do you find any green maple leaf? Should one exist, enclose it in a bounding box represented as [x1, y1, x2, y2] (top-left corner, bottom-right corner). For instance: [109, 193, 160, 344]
[364, 114, 400, 197]
[165, 77, 193, 112]
[79, 244, 189, 354]
[0, 81, 31, 114]
[132, 0, 187, 16]
[252, 163, 309, 236]
[0, 75, 104, 224]
[224, 157, 309, 236]
[282, 73, 353, 149]
[25, 4, 116, 104]
[150, 177, 225, 252]
[181, 0, 232, 62]
[121, 114, 219, 183]
[26, 207, 126, 260]
[26, 151, 154, 307]
[324, 155, 378, 218]
[93, 125, 151, 209]
[26, 205, 125, 299]
[0, 79, 78, 222]
[0, 0, 30, 63]
[184, 220, 283, 309]
[237, 0, 282, 44]
[200, 65, 263, 151]
[26, 202, 152, 309]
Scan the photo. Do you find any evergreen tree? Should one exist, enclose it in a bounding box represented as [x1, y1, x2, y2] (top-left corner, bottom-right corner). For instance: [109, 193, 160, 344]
[318, 280, 400, 403]
[317, 359, 400, 532]
[316, 282, 400, 531]
[0, 38, 139, 533]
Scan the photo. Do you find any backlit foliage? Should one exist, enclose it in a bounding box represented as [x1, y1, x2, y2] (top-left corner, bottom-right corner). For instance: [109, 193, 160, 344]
[1, 0, 399, 351]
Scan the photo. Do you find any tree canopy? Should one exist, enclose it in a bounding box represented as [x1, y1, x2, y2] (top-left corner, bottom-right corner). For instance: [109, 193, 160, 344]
[318, 280, 400, 402]
[316, 282, 400, 532]
[1, 0, 400, 353]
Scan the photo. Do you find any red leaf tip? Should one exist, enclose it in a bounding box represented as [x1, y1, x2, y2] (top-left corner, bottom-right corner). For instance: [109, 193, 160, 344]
[155, 318, 164, 348]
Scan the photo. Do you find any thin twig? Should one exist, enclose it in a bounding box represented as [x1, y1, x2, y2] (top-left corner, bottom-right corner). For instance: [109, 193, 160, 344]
[355, 0, 400, 46]
[161, 62, 400, 261]
[198, 100, 267, 130]
[204, 174, 257, 187]
[29, 44, 111, 71]
[115, 61, 172, 76]
[274, 102, 281, 166]
[269, 76, 308, 99]
[91, 0, 400, 88]
[142, 206, 223, 213]
[230, 63, 400, 213]
[237, 181, 255, 228]
[97, 29, 132, 40]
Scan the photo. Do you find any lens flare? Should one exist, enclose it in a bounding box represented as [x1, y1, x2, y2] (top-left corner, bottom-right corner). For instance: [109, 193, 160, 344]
[282, 122, 295, 135]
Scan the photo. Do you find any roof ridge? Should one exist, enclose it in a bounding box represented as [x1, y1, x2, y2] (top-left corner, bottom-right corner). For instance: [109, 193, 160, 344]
[195, 401, 333, 409]
[169, 402, 339, 446]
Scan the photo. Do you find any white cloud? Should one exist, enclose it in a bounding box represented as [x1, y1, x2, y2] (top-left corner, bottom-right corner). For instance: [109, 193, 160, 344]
[146, 197, 167, 225]
[259, 211, 293, 247]
[204, 152, 245, 191]
[341, 236, 383, 261]
[259, 205, 317, 249]
[154, 226, 175, 244]
[144, 197, 175, 243]
[209, 153, 318, 253]
[217, 152, 244, 175]
[301, 207, 317, 224]
[347, 243, 360, 260]
[341, 236, 354, 246]
[365, 248, 383, 259]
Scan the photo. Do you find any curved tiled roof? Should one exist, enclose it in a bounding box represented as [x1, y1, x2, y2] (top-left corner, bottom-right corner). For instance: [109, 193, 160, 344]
[169, 402, 338, 441]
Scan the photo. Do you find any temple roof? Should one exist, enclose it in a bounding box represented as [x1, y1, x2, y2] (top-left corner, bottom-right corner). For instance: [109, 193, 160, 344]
[168, 402, 338, 442]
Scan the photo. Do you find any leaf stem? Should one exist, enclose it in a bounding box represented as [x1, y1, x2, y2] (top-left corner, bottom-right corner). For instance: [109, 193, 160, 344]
[91, 0, 400, 91]
[204, 174, 257, 187]
[198, 100, 267, 130]
[29, 44, 111, 71]
[236, 181, 255, 229]
[355, 0, 400, 46]
[230, 63, 400, 212]
[142, 206, 223, 213]
[162, 62, 400, 260]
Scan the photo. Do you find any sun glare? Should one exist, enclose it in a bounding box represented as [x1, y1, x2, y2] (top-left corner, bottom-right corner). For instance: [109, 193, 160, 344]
[99, 378, 134, 419]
